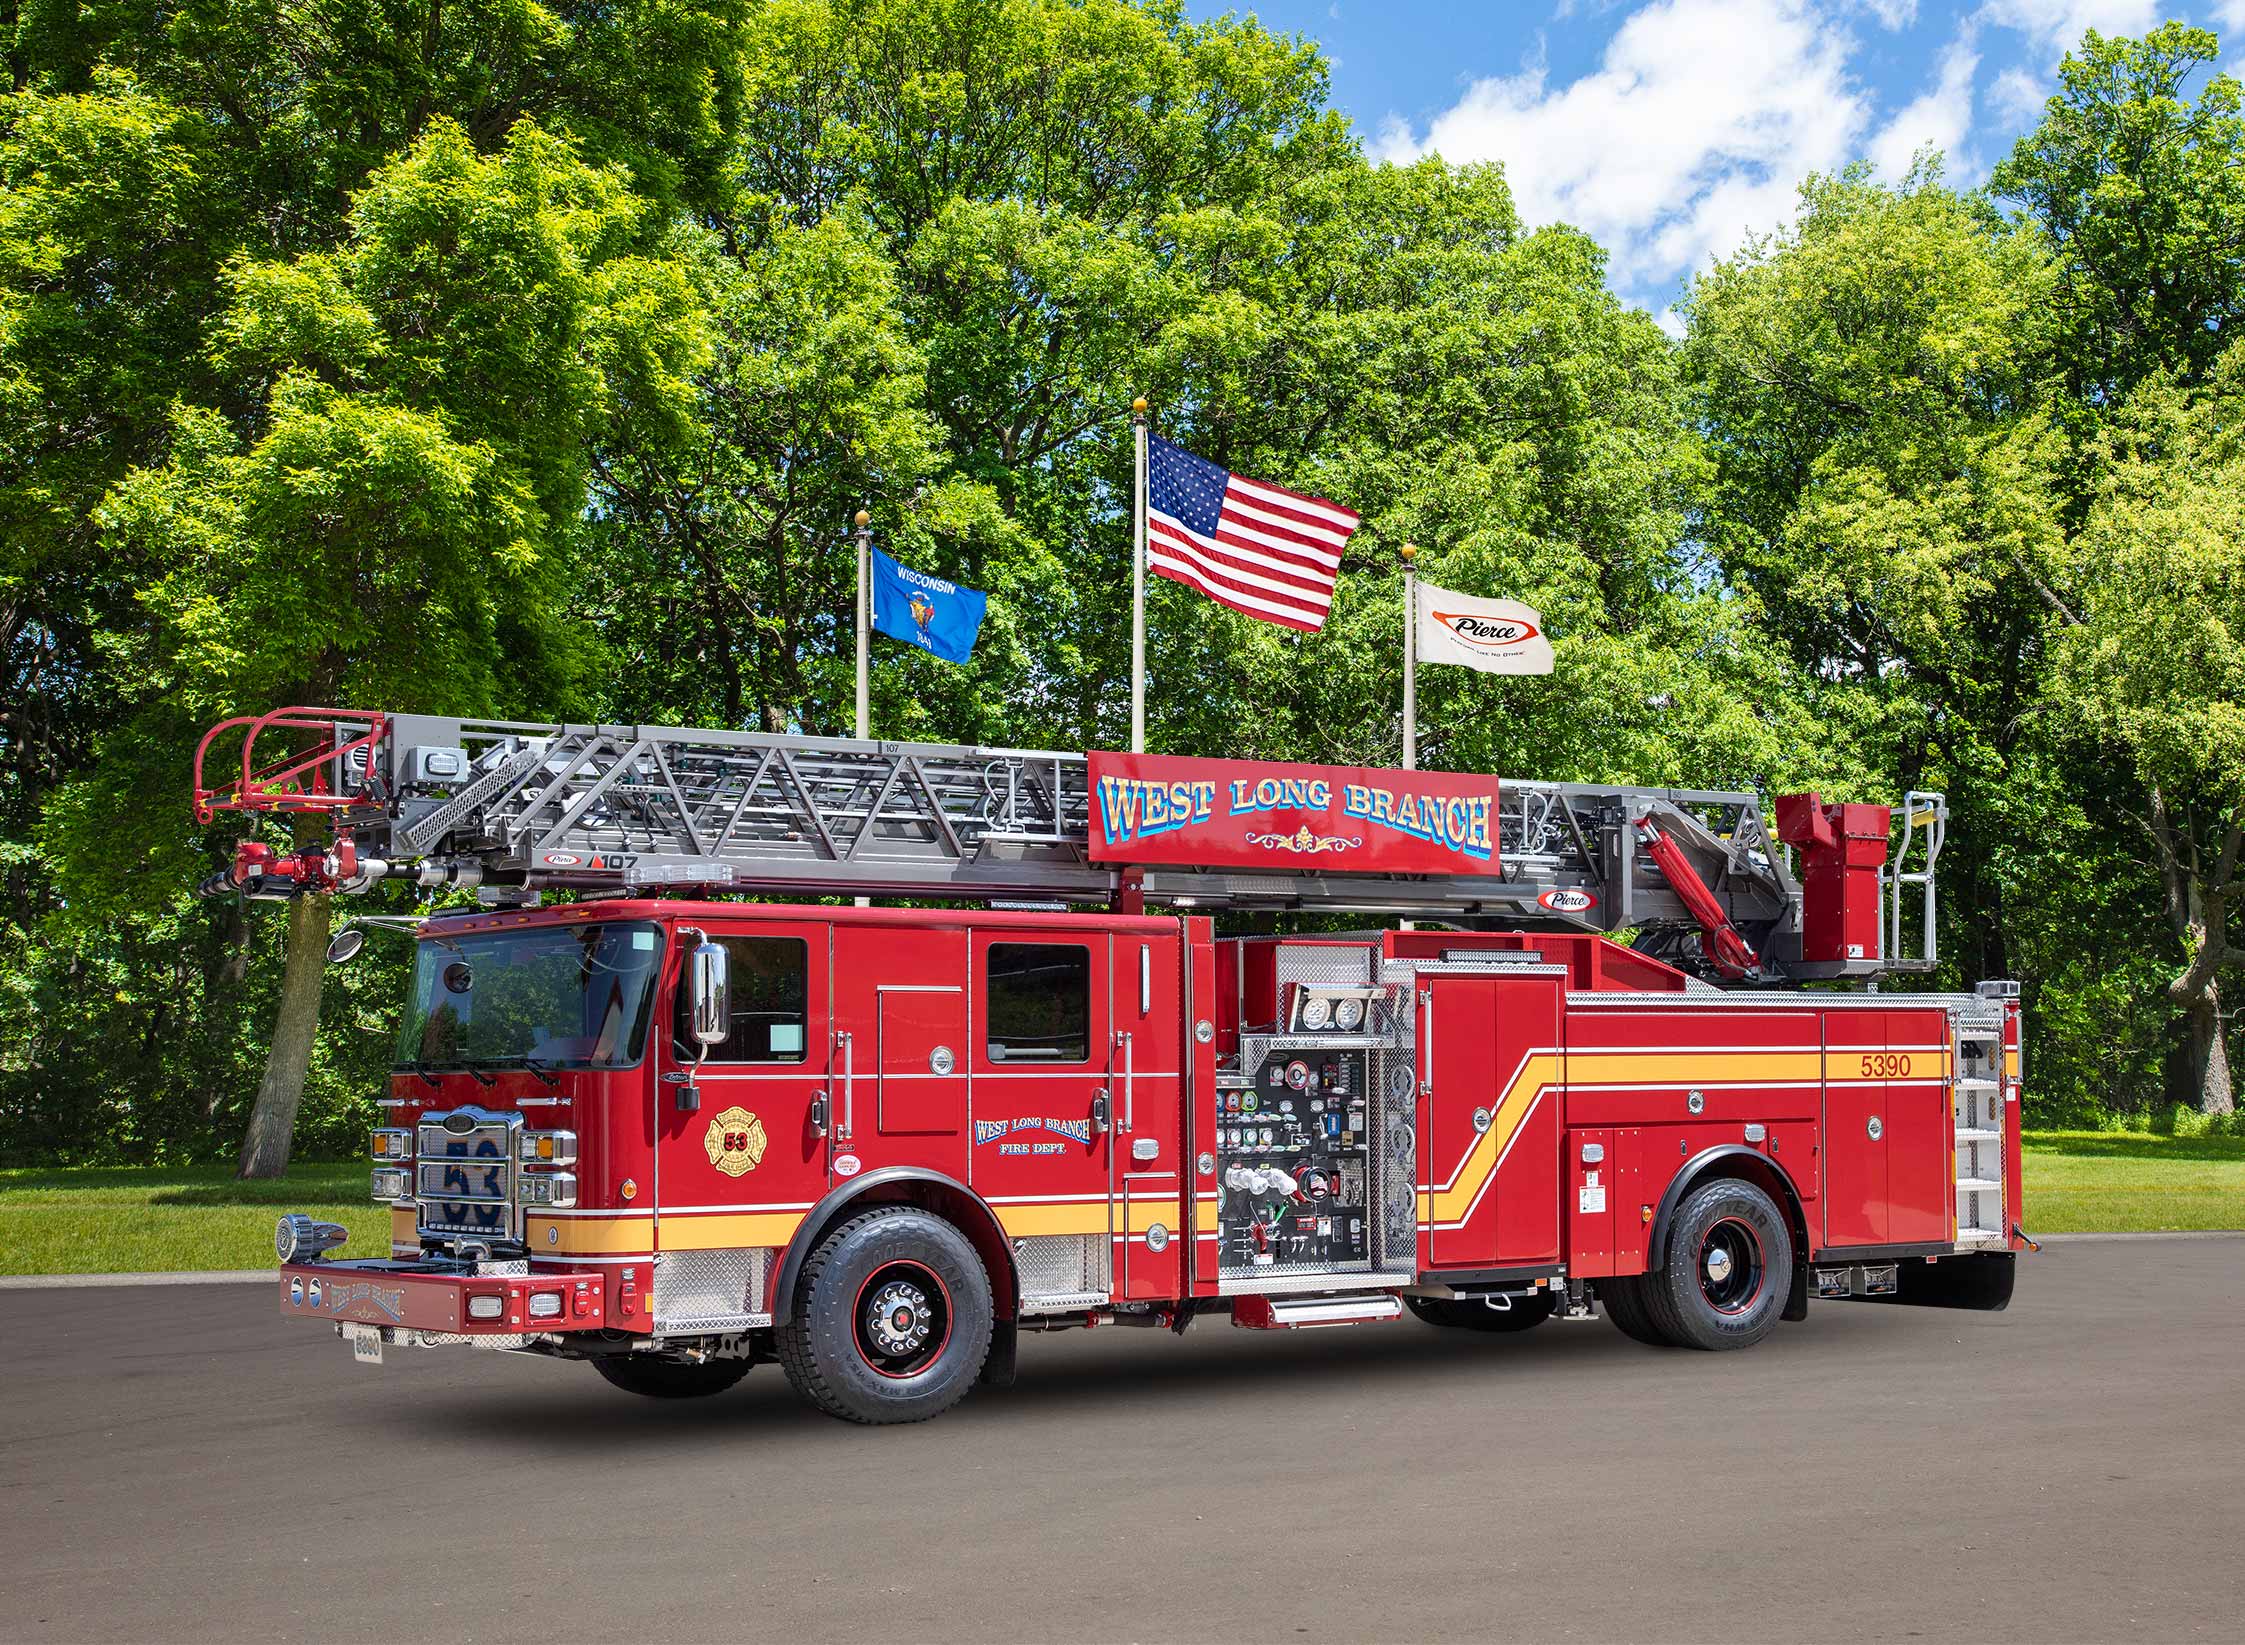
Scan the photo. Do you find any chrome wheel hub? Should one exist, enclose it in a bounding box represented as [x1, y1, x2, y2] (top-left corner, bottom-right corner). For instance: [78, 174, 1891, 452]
[1705, 1247, 1734, 1285]
[864, 1280, 933, 1358]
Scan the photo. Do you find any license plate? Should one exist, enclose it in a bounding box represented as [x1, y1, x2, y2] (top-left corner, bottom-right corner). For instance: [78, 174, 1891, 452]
[345, 1323, 385, 1365]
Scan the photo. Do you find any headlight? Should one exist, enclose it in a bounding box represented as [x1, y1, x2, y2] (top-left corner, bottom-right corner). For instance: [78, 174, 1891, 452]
[519, 1172, 578, 1209]
[370, 1167, 413, 1203]
[466, 1294, 505, 1321]
[526, 1292, 564, 1320]
[371, 1129, 412, 1160]
[518, 1130, 578, 1167]
[1299, 994, 1332, 1030]
[275, 1214, 349, 1265]
[1334, 996, 1366, 1031]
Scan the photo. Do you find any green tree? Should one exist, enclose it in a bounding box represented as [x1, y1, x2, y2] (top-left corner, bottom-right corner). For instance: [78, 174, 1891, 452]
[79, 119, 703, 1174]
[1992, 23, 2245, 420]
[2050, 345, 2245, 1113]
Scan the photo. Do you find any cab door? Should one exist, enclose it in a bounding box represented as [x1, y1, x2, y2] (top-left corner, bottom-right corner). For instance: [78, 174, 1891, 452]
[1112, 930, 1183, 1300]
[830, 923, 971, 1185]
[969, 931, 1115, 1292]
[654, 920, 831, 1257]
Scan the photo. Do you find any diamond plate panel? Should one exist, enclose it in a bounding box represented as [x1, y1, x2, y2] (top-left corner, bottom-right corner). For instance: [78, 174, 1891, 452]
[1014, 1233, 1108, 1303]
[653, 1247, 774, 1331]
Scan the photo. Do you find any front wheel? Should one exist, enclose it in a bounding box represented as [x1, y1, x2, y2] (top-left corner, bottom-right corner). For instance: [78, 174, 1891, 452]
[1639, 1177, 1794, 1350]
[777, 1206, 994, 1424]
[593, 1353, 754, 1399]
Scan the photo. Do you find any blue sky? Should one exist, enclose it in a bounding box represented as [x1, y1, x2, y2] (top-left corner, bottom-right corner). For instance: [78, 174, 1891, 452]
[1186, 2, 2244, 320]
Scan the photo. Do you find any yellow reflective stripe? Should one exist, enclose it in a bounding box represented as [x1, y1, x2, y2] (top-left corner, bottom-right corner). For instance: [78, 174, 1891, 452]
[1426, 1052, 1560, 1225]
[995, 1200, 1110, 1238]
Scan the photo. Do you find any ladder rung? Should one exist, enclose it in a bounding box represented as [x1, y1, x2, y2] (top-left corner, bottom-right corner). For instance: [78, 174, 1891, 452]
[1954, 1127, 2002, 1143]
[1954, 1077, 1998, 1092]
[1956, 1178, 2003, 1193]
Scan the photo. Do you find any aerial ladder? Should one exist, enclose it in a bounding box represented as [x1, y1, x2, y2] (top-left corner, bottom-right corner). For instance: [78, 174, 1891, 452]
[191, 706, 1946, 986]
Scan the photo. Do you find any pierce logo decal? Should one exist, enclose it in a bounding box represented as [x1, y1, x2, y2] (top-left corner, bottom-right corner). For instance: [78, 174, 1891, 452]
[703, 1106, 768, 1177]
[1432, 611, 1542, 650]
[1537, 887, 1598, 914]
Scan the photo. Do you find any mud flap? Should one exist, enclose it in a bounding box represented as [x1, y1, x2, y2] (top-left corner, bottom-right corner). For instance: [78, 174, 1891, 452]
[1782, 1263, 1810, 1322]
[979, 1319, 1018, 1387]
[1858, 1251, 2015, 1312]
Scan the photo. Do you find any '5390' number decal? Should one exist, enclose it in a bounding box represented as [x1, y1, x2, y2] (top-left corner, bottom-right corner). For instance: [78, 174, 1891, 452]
[1859, 1053, 1913, 1078]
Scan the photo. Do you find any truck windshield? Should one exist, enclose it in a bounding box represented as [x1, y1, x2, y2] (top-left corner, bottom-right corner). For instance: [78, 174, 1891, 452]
[395, 921, 665, 1071]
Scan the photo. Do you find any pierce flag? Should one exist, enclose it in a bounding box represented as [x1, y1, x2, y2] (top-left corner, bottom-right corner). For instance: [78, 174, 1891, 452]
[1414, 582, 1554, 675]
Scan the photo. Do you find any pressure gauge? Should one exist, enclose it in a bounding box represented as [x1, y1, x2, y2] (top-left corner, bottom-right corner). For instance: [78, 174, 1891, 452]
[1334, 996, 1366, 1032]
[1284, 1060, 1311, 1090]
[1300, 994, 1332, 1031]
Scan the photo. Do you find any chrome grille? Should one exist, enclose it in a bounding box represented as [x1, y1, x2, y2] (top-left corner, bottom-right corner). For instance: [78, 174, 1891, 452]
[414, 1108, 522, 1243]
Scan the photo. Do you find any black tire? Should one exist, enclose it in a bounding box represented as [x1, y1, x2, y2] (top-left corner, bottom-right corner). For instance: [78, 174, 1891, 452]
[592, 1353, 753, 1399]
[1640, 1177, 1794, 1351]
[776, 1206, 993, 1425]
[1597, 1275, 1674, 1346]
[1406, 1292, 1558, 1333]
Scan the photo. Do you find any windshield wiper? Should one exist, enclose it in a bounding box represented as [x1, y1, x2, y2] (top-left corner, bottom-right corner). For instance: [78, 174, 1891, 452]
[478, 1054, 562, 1089]
[394, 1059, 442, 1090]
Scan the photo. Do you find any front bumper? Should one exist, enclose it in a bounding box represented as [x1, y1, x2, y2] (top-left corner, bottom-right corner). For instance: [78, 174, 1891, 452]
[279, 1258, 608, 1337]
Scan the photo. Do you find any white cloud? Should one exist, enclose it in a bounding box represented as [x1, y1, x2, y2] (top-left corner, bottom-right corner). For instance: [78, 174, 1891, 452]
[1988, 63, 2047, 126]
[1976, 1, 2156, 54]
[1868, 32, 1981, 180]
[1374, 0, 1870, 295]
[2215, 1, 2245, 33]
[1860, 0, 1919, 27]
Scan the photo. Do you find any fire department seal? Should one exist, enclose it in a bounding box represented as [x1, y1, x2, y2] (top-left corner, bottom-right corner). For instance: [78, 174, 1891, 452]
[703, 1106, 768, 1177]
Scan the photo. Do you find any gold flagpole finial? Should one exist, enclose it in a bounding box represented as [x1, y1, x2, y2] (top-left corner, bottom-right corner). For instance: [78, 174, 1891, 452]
[854, 509, 869, 529]
[1131, 397, 1148, 416]
[1400, 541, 1418, 562]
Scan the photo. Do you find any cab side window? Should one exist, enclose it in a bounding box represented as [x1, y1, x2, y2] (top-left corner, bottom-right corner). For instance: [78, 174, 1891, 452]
[985, 943, 1091, 1063]
[677, 936, 810, 1063]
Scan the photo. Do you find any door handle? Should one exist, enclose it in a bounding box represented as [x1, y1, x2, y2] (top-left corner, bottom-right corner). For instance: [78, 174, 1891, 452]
[1116, 1030, 1134, 1134]
[809, 1094, 829, 1137]
[1091, 1091, 1111, 1135]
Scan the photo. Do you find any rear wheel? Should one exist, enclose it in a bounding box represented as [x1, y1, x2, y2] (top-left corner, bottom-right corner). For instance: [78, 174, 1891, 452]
[1640, 1177, 1793, 1351]
[593, 1354, 753, 1399]
[777, 1206, 993, 1424]
[1406, 1292, 1558, 1333]
[1597, 1275, 1673, 1346]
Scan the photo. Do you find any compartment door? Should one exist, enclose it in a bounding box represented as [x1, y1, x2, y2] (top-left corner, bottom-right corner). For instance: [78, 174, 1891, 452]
[1421, 973, 1560, 1270]
[1882, 1005, 1953, 1246]
[1821, 1009, 1888, 1249]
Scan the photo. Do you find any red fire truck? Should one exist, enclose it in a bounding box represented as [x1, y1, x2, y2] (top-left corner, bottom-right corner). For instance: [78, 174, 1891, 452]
[198, 708, 2025, 1425]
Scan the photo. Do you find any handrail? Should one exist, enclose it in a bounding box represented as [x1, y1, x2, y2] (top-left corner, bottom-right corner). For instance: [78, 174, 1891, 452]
[191, 707, 388, 822]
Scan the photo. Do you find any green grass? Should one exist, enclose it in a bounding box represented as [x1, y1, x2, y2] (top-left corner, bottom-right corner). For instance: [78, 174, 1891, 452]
[0, 1162, 388, 1275]
[2021, 1130, 2245, 1233]
[1, 1133, 2237, 1275]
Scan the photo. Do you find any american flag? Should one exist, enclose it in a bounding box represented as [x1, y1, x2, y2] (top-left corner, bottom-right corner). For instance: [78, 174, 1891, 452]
[1146, 435, 1360, 632]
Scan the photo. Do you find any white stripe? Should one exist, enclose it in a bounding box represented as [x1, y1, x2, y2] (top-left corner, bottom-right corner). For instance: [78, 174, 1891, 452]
[1151, 509, 1340, 590]
[1227, 473, 1358, 530]
[1149, 530, 1334, 614]
[1212, 509, 1346, 570]
[1223, 492, 1354, 554]
[1150, 510, 1338, 593]
[1151, 550, 1327, 627]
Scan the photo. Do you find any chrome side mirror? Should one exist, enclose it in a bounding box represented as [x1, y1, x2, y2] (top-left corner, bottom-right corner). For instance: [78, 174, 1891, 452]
[325, 926, 366, 965]
[688, 939, 730, 1047]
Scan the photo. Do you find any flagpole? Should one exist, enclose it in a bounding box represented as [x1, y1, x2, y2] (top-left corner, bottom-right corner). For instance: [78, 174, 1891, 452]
[853, 509, 871, 741]
[1401, 541, 1418, 770]
[1130, 397, 1149, 752]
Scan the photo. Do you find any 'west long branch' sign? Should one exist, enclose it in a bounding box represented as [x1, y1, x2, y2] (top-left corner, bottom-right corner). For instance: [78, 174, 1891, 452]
[1086, 753, 1503, 877]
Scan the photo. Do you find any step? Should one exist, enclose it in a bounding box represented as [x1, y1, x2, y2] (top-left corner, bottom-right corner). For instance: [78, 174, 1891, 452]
[1954, 1077, 1999, 1093]
[1954, 1127, 2003, 1143]
[1232, 1293, 1404, 1330]
[1956, 1178, 2004, 1194]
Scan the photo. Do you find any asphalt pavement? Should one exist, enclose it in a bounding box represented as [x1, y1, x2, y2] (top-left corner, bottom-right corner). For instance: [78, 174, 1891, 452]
[3, 1236, 2240, 1643]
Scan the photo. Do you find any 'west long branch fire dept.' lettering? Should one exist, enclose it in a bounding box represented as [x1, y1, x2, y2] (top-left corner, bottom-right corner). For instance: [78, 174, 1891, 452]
[975, 1116, 1095, 1155]
[1095, 769, 1491, 861]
